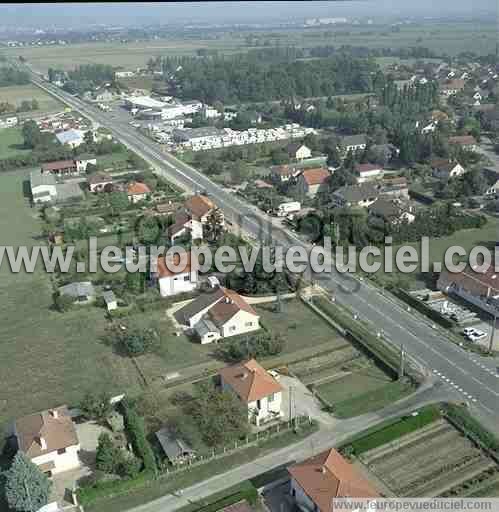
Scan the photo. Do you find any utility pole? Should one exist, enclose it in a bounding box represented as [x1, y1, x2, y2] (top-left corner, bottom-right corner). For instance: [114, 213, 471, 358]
[399, 344, 405, 380]
[489, 313, 497, 354]
[289, 385, 293, 423]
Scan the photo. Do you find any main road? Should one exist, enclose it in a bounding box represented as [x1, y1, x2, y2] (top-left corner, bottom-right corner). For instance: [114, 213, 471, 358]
[28, 71, 499, 433]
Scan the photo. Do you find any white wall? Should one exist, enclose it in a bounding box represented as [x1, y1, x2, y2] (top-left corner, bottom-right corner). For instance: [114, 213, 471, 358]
[32, 185, 57, 203]
[248, 391, 282, 425]
[32, 444, 80, 475]
[220, 310, 260, 338]
[159, 271, 197, 297]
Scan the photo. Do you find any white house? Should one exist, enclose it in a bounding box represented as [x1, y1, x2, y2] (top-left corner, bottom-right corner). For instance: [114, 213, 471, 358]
[288, 143, 312, 161]
[0, 116, 18, 129]
[30, 170, 57, 203]
[14, 405, 80, 477]
[219, 359, 283, 426]
[431, 159, 466, 179]
[127, 181, 151, 203]
[88, 172, 113, 192]
[176, 287, 260, 343]
[485, 178, 499, 196]
[181, 194, 224, 235]
[156, 253, 198, 297]
[288, 448, 379, 512]
[168, 213, 204, 244]
[102, 290, 118, 311]
[75, 157, 97, 172]
[354, 163, 384, 184]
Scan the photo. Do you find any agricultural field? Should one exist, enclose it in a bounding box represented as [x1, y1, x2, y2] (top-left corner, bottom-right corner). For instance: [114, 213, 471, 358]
[0, 84, 63, 113]
[360, 419, 499, 497]
[0, 127, 30, 158]
[0, 171, 144, 432]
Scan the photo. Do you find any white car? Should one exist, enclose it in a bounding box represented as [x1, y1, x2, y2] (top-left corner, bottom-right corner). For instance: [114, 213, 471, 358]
[465, 329, 487, 342]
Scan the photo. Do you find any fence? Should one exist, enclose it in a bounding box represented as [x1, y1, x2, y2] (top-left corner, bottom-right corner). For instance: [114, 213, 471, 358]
[158, 415, 315, 479]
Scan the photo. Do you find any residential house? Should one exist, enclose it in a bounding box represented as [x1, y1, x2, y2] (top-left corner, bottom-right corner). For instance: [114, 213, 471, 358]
[177, 194, 224, 240]
[485, 178, 499, 196]
[168, 212, 203, 243]
[354, 163, 384, 184]
[127, 181, 151, 203]
[332, 183, 378, 208]
[296, 168, 330, 198]
[88, 172, 113, 192]
[176, 287, 260, 343]
[287, 143, 312, 161]
[219, 359, 283, 426]
[340, 134, 368, 154]
[41, 160, 77, 176]
[30, 170, 57, 203]
[102, 290, 117, 311]
[288, 448, 379, 512]
[155, 427, 195, 465]
[440, 79, 465, 97]
[155, 252, 198, 297]
[58, 282, 96, 304]
[55, 128, 85, 148]
[379, 177, 409, 199]
[0, 115, 18, 129]
[368, 198, 415, 225]
[14, 405, 80, 477]
[448, 135, 478, 152]
[420, 121, 438, 135]
[270, 165, 302, 183]
[431, 159, 466, 179]
[437, 265, 499, 316]
[75, 156, 97, 172]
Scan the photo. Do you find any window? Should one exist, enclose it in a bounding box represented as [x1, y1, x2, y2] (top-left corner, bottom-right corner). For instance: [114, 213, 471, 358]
[57, 448, 66, 455]
[245, 322, 253, 327]
[268, 393, 275, 403]
[229, 326, 236, 332]
[184, 275, 190, 281]
[257, 399, 261, 409]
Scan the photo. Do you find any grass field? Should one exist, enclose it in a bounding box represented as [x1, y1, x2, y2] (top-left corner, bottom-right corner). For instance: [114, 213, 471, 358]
[0, 84, 63, 113]
[255, 299, 348, 354]
[3, 22, 497, 75]
[0, 171, 144, 431]
[314, 362, 413, 418]
[0, 127, 30, 158]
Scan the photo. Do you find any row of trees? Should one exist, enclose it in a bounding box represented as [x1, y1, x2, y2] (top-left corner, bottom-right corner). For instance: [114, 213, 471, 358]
[161, 53, 379, 104]
[0, 67, 30, 87]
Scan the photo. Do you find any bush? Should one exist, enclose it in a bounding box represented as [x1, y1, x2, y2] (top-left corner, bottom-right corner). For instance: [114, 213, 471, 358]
[108, 325, 159, 356]
[122, 400, 157, 473]
[217, 332, 285, 362]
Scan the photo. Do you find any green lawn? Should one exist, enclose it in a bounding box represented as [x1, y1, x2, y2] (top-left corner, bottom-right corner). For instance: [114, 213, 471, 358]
[0, 84, 63, 113]
[255, 299, 348, 354]
[0, 171, 144, 431]
[314, 363, 414, 418]
[341, 404, 442, 455]
[0, 127, 30, 158]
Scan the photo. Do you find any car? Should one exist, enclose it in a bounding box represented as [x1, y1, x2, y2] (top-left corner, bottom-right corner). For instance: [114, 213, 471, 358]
[463, 327, 476, 337]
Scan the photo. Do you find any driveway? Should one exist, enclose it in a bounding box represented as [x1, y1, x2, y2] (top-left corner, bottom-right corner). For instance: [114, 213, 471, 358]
[50, 421, 111, 506]
[279, 374, 336, 426]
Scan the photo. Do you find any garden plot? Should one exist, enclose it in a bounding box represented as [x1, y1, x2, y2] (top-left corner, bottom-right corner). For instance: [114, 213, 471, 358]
[360, 420, 498, 497]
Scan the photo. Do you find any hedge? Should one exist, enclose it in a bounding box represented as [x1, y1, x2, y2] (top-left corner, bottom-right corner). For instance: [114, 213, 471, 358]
[182, 481, 258, 512]
[443, 404, 499, 454]
[122, 400, 157, 473]
[393, 288, 455, 329]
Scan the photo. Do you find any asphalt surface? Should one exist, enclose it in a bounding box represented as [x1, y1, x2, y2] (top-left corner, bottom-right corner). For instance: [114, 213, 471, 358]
[27, 73, 499, 433]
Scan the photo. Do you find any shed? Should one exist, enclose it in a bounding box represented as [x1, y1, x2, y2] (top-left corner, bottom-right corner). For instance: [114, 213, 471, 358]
[155, 427, 195, 464]
[102, 290, 117, 311]
[58, 282, 95, 303]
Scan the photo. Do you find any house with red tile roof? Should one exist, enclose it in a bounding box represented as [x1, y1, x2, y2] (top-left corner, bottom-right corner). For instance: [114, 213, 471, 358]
[296, 168, 330, 198]
[176, 287, 260, 343]
[155, 252, 198, 297]
[219, 359, 282, 426]
[288, 448, 379, 512]
[127, 181, 151, 203]
[14, 405, 80, 477]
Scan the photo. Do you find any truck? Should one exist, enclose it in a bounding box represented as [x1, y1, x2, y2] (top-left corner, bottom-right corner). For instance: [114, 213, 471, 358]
[276, 201, 301, 217]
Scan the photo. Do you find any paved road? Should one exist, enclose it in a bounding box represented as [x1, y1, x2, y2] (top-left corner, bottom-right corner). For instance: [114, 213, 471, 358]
[26, 72, 499, 433]
[130, 380, 457, 512]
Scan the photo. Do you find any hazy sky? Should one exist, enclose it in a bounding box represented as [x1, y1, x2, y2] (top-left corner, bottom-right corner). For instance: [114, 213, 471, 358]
[0, 1, 496, 29]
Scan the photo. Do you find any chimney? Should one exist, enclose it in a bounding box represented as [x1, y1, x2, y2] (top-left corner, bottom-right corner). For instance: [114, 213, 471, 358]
[39, 436, 47, 450]
[49, 409, 59, 419]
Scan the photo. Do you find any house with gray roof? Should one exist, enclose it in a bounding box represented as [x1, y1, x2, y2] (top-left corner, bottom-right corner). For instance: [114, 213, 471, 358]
[58, 282, 96, 304]
[155, 427, 195, 465]
[332, 183, 378, 208]
[340, 134, 368, 153]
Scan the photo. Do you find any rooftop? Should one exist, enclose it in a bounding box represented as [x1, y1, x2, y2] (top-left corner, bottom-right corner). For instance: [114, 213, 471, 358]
[301, 168, 330, 186]
[288, 449, 379, 512]
[219, 358, 282, 403]
[184, 194, 215, 219]
[127, 181, 151, 195]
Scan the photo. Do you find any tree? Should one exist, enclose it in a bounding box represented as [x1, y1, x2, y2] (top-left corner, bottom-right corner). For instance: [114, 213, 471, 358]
[4, 452, 52, 512]
[108, 192, 129, 215]
[95, 432, 121, 474]
[125, 271, 144, 294]
[79, 390, 113, 422]
[205, 207, 225, 242]
[109, 325, 159, 356]
[22, 120, 42, 149]
[84, 130, 95, 146]
[136, 215, 160, 244]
